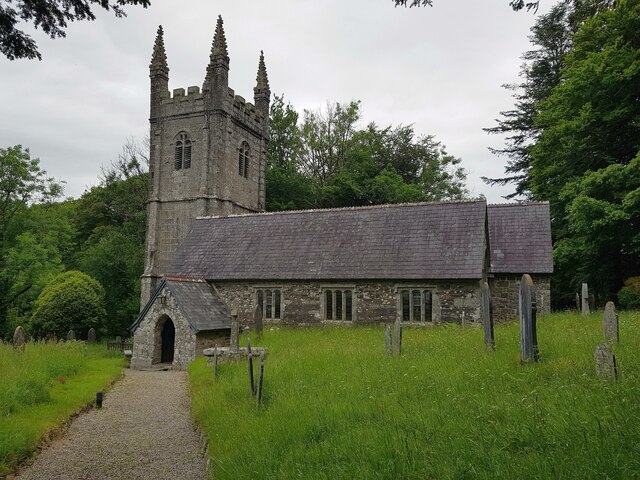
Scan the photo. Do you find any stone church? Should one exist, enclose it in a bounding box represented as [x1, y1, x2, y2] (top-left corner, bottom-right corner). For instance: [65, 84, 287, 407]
[130, 17, 553, 370]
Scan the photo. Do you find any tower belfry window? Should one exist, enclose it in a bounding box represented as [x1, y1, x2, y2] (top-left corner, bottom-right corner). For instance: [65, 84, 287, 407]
[174, 132, 192, 170]
[239, 142, 250, 178]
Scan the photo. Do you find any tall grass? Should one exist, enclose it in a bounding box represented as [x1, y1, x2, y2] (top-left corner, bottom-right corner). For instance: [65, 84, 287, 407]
[190, 312, 640, 479]
[0, 342, 123, 475]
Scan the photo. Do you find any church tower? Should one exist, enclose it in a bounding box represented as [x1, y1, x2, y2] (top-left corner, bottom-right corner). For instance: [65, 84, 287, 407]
[141, 18, 271, 305]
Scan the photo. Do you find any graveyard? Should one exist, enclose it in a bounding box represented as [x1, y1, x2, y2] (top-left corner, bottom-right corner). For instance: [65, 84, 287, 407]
[190, 310, 640, 479]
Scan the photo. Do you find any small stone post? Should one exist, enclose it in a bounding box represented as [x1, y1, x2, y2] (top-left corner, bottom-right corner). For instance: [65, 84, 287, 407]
[254, 304, 263, 339]
[575, 292, 580, 312]
[67, 329, 76, 341]
[393, 314, 402, 355]
[385, 324, 392, 355]
[519, 274, 539, 363]
[212, 347, 218, 381]
[87, 328, 97, 343]
[581, 283, 590, 316]
[256, 352, 265, 406]
[13, 325, 26, 350]
[480, 281, 494, 349]
[603, 301, 619, 343]
[230, 311, 239, 352]
[594, 343, 617, 380]
[247, 338, 255, 396]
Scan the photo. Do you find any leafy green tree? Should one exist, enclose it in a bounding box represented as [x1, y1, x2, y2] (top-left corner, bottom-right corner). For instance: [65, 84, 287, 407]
[394, 0, 540, 11]
[30, 271, 106, 339]
[0, 0, 150, 60]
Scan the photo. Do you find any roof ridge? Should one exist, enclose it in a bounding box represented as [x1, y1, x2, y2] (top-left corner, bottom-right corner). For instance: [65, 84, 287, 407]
[196, 198, 486, 220]
[488, 201, 549, 207]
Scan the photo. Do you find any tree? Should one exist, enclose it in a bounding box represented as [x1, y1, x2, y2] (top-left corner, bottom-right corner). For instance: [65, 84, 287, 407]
[394, 0, 541, 11]
[30, 270, 106, 339]
[0, 0, 150, 60]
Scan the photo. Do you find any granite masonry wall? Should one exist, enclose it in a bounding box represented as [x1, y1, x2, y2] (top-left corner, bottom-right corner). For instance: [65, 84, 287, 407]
[213, 280, 482, 327]
[490, 274, 551, 322]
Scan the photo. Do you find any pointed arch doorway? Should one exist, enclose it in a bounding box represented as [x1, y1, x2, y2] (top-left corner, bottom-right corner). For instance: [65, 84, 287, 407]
[160, 317, 175, 363]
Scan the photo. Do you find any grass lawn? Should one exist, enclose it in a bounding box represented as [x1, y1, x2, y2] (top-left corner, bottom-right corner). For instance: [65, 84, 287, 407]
[190, 312, 640, 479]
[0, 341, 124, 476]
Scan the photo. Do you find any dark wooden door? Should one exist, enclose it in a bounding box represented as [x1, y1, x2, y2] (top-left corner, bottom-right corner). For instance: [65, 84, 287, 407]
[161, 319, 175, 363]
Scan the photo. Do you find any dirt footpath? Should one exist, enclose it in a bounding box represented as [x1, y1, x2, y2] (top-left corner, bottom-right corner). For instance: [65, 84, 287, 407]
[17, 369, 208, 480]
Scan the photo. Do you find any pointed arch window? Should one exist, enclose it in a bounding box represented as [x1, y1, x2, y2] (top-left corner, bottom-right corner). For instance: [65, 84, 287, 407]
[238, 142, 250, 178]
[174, 132, 192, 170]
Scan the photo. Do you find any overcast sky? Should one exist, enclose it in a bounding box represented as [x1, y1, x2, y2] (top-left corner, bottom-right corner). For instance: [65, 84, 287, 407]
[0, 0, 549, 202]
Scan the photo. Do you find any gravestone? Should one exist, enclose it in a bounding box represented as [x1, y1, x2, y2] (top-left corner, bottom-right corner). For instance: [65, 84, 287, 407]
[594, 343, 617, 380]
[254, 305, 263, 338]
[519, 274, 539, 363]
[393, 315, 402, 355]
[247, 338, 255, 396]
[230, 312, 239, 352]
[432, 293, 442, 324]
[115, 336, 122, 343]
[575, 292, 580, 311]
[581, 283, 590, 316]
[385, 324, 392, 355]
[480, 281, 494, 349]
[87, 328, 97, 343]
[589, 293, 595, 312]
[603, 301, 619, 343]
[212, 347, 218, 380]
[67, 329, 76, 341]
[13, 325, 26, 349]
[256, 352, 265, 405]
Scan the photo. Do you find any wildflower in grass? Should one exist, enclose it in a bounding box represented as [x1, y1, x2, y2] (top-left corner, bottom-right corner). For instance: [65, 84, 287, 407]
[57, 377, 66, 384]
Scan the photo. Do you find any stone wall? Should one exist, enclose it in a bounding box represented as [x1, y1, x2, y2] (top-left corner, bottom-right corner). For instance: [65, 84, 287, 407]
[213, 280, 482, 327]
[490, 274, 551, 322]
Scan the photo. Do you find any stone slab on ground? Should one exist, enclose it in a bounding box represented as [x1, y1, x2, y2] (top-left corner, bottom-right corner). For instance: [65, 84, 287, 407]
[16, 369, 207, 480]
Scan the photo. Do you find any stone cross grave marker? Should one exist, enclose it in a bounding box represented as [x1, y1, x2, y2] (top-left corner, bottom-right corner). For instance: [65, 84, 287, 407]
[247, 338, 255, 396]
[603, 301, 619, 343]
[256, 352, 265, 406]
[87, 328, 97, 343]
[254, 304, 263, 338]
[13, 325, 26, 349]
[385, 324, 392, 355]
[581, 283, 590, 316]
[480, 281, 494, 349]
[67, 329, 76, 341]
[519, 274, 539, 363]
[575, 292, 580, 312]
[594, 343, 617, 380]
[393, 314, 403, 355]
[230, 311, 239, 352]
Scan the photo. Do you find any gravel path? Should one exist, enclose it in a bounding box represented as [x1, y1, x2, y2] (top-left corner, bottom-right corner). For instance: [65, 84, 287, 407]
[17, 369, 208, 480]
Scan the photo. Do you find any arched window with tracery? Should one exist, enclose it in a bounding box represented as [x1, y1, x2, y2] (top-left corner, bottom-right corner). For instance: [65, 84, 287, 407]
[238, 142, 250, 178]
[174, 132, 192, 170]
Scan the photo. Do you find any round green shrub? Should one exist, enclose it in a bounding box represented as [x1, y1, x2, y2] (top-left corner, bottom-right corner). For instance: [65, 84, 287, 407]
[30, 271, 106, 339]
[618, 276, 640, 309]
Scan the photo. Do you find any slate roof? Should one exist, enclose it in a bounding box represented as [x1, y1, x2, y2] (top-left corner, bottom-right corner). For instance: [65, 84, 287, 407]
[169, 200, 489, 280]
[131, 278, 231, 333]
[487, 202, 553, 274]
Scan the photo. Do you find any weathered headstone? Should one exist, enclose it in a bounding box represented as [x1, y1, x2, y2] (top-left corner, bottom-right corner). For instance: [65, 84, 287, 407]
[115, 335, 122, 343]
[603, 301, 619, 343]
[594, 343, 617, 380]
[519, 274, 539, 363]
[254, 304, 263, 338]
[87, 328, 97, 343]
[393, 315, 402, 355]
[247, 338, 255, 396]
[432, 293, 442, 324]
[212, 347, 218, 381]
[589, 293, 596, 312]
[385, 324, 392, 355]
[67, 329, 76, 341]
[256, 352, 265, 406]
[581, 283, 590, 316]
[13, 325, 26, 349]
[480, 281, 494, 349]
[575, 292, 580, 312]
[230, 312, 239, 352]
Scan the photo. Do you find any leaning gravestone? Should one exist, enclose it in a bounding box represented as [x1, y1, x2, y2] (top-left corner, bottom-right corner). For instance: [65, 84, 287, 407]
[393, 314, 403, 355]
[594, 343, 617, 380]
[519, 274, 539, 363]
[87, 328, 97, 343]
[67, 329, 76, 341]
[581, 283, 590, 316]
[247, 338, 255, 396]
[13, 325, 26, 349]
[230, 312, 239, 352]
[254, 305, 263, 338]
[385, 324, 392, 355]
[575, 292, 580, 312]
[603, 301, 619, 343]
[480, 281, 494, 349]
